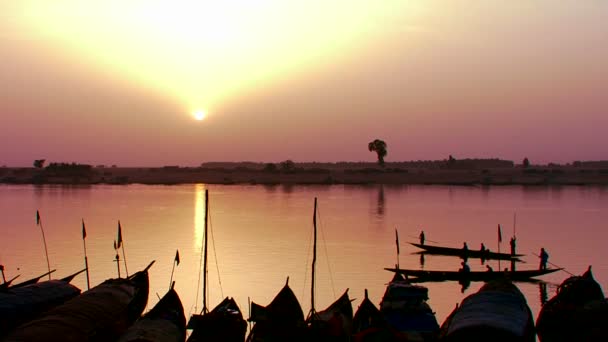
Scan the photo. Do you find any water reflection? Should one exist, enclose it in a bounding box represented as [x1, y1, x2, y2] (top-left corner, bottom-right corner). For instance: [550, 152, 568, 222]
[539, 282, 548, 306]
[377, 185, 385, 216]
[194, 184, 207, 250]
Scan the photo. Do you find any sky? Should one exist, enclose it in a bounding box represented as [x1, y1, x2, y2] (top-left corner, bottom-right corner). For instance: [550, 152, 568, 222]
[1, 0, 607, 167]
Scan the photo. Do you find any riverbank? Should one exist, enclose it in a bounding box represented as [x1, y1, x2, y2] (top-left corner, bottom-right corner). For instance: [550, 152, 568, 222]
[2, 164, 608, 185]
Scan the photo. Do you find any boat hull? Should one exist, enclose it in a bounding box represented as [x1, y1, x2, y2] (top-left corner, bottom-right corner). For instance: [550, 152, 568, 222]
[385, 267, 560, 282]
[410, 243, 523, 261]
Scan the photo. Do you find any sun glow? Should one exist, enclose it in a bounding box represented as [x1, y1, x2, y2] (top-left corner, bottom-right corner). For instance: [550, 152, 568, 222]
[193, 110, 207, 121]
[14, 1, 426, 111]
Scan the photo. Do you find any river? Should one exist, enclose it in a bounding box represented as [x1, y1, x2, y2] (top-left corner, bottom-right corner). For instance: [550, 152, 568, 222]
[1, 184, 607, 331]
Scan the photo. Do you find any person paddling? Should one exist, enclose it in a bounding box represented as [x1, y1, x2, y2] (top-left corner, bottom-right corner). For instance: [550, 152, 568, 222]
[539, 248, 549, 270]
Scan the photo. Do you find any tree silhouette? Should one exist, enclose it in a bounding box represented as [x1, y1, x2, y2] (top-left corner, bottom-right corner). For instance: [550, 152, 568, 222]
[33, 159, 46, 169]
[368, 139, 387, 166]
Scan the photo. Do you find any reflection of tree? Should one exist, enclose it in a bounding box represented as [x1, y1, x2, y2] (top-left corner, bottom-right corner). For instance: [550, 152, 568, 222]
[377, 185, 385, 216]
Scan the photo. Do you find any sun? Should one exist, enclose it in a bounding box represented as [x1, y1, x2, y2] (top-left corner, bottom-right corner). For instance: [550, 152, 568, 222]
[193, 110, 207, 121]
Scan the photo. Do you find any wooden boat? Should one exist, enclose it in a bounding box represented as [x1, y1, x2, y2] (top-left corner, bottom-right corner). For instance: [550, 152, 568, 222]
[385, 267, 560, 282]
[0, 269, 56, 291]
[410, 243, 523, 261]
[4, 261, 153, 342]
[247, 278, 308, 342]
[0, 274, 82, 337]
[352, 289, 391, 342]
[439, 279, 535, 342]
[536, 266, 605, 342]
[186, 189, 247, 342]
[117, 287, 186, 342]
[380, 276, 440, 341]
[305, 197, 354, 341]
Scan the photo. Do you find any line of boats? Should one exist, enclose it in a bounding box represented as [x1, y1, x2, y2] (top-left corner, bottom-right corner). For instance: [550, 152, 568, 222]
[2, 192, 606, 341]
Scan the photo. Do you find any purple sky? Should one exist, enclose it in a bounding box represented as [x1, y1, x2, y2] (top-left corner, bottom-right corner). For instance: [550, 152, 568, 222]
[1, 1, 607, 166]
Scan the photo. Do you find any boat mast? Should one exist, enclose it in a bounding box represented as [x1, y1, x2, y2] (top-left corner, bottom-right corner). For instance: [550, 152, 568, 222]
[202, 189, 209, 313]
[311, 197, 317, 316]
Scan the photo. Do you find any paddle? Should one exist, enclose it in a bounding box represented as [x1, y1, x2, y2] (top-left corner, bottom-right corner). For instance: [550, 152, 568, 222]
[533, 253, 574, 276]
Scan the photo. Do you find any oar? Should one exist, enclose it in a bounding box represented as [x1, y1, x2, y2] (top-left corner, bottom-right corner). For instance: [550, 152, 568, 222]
[532, 253, 574, 276]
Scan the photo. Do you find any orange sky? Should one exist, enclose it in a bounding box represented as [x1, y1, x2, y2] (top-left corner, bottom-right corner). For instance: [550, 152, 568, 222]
[1, 1, 607, 166]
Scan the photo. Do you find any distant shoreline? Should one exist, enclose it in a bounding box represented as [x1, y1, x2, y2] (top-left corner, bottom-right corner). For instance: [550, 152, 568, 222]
[2, 162, 608, 186]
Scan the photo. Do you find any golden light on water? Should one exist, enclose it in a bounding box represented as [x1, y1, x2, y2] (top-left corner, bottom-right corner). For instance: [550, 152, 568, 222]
[14, 1, 426, 113]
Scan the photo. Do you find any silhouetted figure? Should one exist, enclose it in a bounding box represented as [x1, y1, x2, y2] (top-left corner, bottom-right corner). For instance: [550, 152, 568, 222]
[539, 248, 549, 270]
[486, 265, 493, 272]
[510, 237, 517, 255]
[462, 242, 469, 253]
[480, 243, 486, 252]
[419, 230, 425, 245]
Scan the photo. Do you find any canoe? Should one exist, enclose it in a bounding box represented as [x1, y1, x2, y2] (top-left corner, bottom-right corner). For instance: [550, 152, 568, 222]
[410, 243, 523, 260]
[187, 297, 247, 342]
[439, 279, 535, 342]
[385, 267, 561, 282]
[117, 288, 186, 342]
[246, 279, 307, 342]
[536, 266, 605, 342]
[352, 289, 392, 342]
[0, 278, 81, 337]
[4, 261, 153, 342]
[0, 269, 57, 291]
[307, 289, 354, 340]
[380, 277, 440, 341]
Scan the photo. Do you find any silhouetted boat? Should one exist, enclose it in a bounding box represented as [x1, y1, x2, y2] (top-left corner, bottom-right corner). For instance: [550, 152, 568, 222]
[410, 243, 523, 261]
[0, 270, 83, 338]
[0, 269, 56, 291]
[380, 276, 440, 341]
[385, 267, 560, 282]
[186, 189, 247, 342]
[247, 278, 307, 342]
[439, 279, 535, 342]
[117, 287, 186, 342]
[352, 289, 391, 342]
[536, 266, 605, 342]
[4, 261, 153, 342]
[306, 197, 353, 341]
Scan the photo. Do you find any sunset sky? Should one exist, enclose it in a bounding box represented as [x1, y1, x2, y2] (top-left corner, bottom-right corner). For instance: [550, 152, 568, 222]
[1, 1, 607, 166]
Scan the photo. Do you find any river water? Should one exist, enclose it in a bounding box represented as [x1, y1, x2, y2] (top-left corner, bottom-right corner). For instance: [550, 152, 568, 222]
[1, 184, 607, 330]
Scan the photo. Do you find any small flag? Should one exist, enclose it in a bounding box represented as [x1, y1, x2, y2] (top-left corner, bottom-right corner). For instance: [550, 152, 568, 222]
[498, 224, 502, 243]
[82, 220, 87, 239]
[117, 221, 123, 249]
[175, 250, 180, 266]
[36, 210, 41, 225]
[395, 229, 400, 255]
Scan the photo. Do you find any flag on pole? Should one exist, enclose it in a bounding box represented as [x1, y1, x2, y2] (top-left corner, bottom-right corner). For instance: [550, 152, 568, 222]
[395, 229, 400, 255]
[36, 210, 41, 225]
[498, 224, 502, 243]
[117, 221, 123, 248]
[175, 249, 180, 266]
[82, 220, 87, 239]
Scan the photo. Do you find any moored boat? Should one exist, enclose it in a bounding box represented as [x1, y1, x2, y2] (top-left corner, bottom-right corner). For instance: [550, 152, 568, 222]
[439, 279, 535, 342]
[380, 276, 440, 341]
[4, 261, 153, 342]
[536, 266, 605, 341]
[186, 189, 247, 342]
[385, 267, 560, 282]
[0, 275, 82, 338]
[247, 278, 307, 342]
[0, 269, 56, 291]
[410, 243, 523, 261]
[307, 289, 354, 341]
[352, 289, 393, 342]
[117, 287, 186, 342]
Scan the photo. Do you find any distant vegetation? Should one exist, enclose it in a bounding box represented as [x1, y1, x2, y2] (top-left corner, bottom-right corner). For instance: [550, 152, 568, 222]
[368, 139, 388, 166]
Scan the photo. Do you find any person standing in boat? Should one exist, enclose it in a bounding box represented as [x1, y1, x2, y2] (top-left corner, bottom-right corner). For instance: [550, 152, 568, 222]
[539, 248, 549, 270]
[510, 237, 517, 255]
[419, 230, 425, 245]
